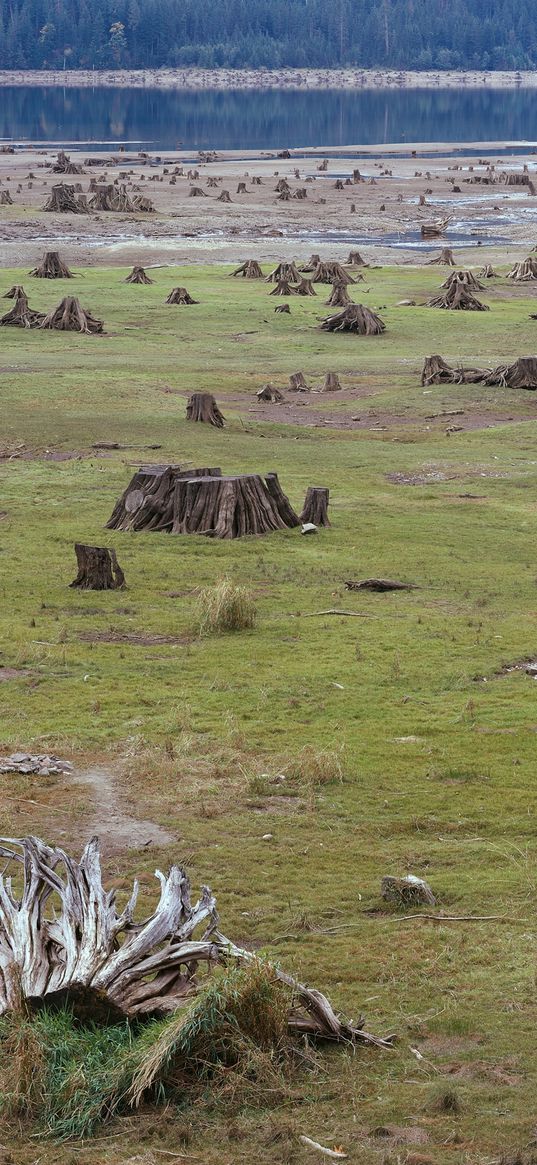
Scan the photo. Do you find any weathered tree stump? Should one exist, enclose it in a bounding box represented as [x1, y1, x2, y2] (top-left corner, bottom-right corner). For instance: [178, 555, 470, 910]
[264, 471, 300, 526]
[420, 216, 450, 238]
[300, 486, 330, 526]
[485, 357, 537, 390]
[507, 256, 537, 281]
[265, 261, 301, 284]
[40, 296, 104, 333]
[289, 371, 310, 392]
[347, 250, 368, 265]
[295, 277, 316, 296]
[270, 278, 297, 296]
[321, 304, 385, 334]
[188, 185, 207, 197]
[311, 261, 355, 285]
[321, 371, 342, 392]
[166, 286, 198, 304]
[0, 293, 44, 329]
[232, 260, 263, 278]
[421, 355, 486, 386]
[124, 265, 154, 284]
[299, 253, 321, 272]
[426, 279, 489, 311]
[325, 282, 352, 307]
[2, 284, 26, 299]
[52, 149, 84, 175]
[70, 544, 125, 590]
[257, 383, 284, 401]
[441, 269, 484, 291]
[106, 464, 222, 533]
[426, 247, 455, 265]
[217, 189, 232, 202]
[30, 251, 75, 278]
[0, 190, 13, 205]
[479, 264, 499, 278]
[275, 303, 291, 313]
[43, 183, 88, 213]
[186, 392, 225, 427]
[236, 182, 248, 193]
[172, 473, 291, 538]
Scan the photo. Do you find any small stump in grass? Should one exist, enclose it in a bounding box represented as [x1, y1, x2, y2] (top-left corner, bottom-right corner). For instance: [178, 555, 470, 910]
[30, 251, 75, 278]
[124, 265, 154, 284]
[381, 875, 436, 908]
[300, 486, 330, 527]
[186, 392, 225, 427]
[70, 544, 125, 590]
[166, 286, 198, 304]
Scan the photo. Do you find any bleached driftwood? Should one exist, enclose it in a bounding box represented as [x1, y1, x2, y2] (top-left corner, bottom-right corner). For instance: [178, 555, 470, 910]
[0, 837, 392, 1047]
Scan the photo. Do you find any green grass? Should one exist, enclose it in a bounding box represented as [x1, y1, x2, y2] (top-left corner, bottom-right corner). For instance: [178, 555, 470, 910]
[1, 260, 537, 1163]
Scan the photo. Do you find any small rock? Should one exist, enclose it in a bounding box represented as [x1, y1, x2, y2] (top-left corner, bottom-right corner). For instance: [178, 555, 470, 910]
[262, 833, 273, 841]
[301, 522, 317, 535]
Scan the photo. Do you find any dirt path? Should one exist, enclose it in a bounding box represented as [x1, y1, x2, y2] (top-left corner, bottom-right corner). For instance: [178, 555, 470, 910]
[72, 765, 174, 854]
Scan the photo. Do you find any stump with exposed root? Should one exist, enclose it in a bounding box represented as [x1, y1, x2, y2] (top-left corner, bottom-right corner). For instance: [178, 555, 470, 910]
[43, 183, 88, 213]
[30, 251, 75, 278]
[40, 296, 104, 333]
[124, 265, 154, 284]
[321, 371, 342, 392]
[0, 293, 44, 329]
[426, 248, 455, 265]
[426, 279, 489, 311]
[321, 304, 386, 334]
[325, 282, 352, 307]
[257, 383, 284, 402]
[166, 287, 198, 304]
[289, 371, 310, 392]
[232, 260, 263, 278]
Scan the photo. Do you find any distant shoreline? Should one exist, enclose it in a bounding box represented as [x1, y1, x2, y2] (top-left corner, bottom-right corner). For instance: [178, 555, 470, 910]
[1, 66, 537, 90]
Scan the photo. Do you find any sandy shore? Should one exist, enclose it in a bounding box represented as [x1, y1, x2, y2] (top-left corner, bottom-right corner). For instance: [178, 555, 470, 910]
[2, 67, 537, 91]
[1, 142, 536, 268]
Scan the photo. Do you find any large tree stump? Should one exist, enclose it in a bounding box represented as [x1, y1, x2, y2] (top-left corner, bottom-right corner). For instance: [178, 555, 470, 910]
[106, 464, 222, 533]
[186, 392, 225, 427]
[426, 279, 489, 311]
[40, 296, 104, 333]
[172, 473, 292, 538]
[43, 183, 88, 213]
[485, 357, 537, 390]
[300, 486, 330, 527]
[70, 544, 125, 589]
[265, 261, 301, 284]
[441, 269, 484, 291]
[30, 251, 75, 278]
[321, 304, 385, 334]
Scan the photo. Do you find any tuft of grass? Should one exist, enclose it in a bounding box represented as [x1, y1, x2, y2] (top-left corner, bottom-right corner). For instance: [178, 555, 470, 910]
[197, 578, 257, 635]
[427, 1083, 462, 1113]
[0, 962, 295, 1140]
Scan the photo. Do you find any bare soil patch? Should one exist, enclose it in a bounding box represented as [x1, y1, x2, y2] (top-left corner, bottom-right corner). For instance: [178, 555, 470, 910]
[71, 764, 175, 854]
[0, 667, 30, 681]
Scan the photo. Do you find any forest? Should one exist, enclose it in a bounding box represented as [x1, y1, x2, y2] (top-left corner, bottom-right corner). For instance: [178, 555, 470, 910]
[0, 0, 535, 72]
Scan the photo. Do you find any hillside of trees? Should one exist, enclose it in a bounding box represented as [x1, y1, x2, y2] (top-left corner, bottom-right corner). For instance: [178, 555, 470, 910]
[0, 0, 535, 72]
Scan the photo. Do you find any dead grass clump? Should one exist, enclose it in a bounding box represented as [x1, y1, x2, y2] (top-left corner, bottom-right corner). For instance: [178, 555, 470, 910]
[197, 578, 257, 635]
[0, 1010, 46, 1118]
[427, 1083, 462, 1113]
[283, 744, 345, 787]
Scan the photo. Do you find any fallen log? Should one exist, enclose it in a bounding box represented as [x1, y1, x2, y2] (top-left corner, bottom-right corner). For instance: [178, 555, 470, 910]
[345, 578, 416, 592]
[69, 544, 125, 590]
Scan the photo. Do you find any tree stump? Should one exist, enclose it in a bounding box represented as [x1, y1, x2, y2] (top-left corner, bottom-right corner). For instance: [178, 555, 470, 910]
[426, 279, 489, 311]
[217, 189, 232, 202]
[265, 261, 300, 284]
[300, 486, 330, 527]
[172, 473, 291, 538]
[426, 248, 455, 265]
[270, 278, 297, 296]
[70, 544, 125, 590]
[40, 296, 104, 333]
[30, 251, 75, 278]
[441, 269, 484, 291]
[232, 260, 263, 278]
[275, 304, 291, 313]
[188, 185, 207, 197]
[289, 371, 310, 392]
[265, 471, 300, 526]
[325, 282, 351, 307]
[166, 287, 198, 304]
[0, 294, 44, 329]
[42, 183, 88, 213]
[236, 182, 248, 193]
[321, 371, 342, 392]
[124, 265, 154, 284]
[186, 392, 225, 427]
[106, 464, 222, 533]
[295, 277, 316, 296]
[321, 304, 385, 335]
[257, 383, 284, 401]
[2, 284, 26, 299]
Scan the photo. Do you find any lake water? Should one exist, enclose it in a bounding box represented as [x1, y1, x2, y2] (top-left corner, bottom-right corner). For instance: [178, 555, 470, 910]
[3, 86, 537, 152]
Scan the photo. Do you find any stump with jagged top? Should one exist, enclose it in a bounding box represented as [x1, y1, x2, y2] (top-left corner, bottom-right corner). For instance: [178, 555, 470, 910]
[300, 486, 330, 526]
[70, 544, 125, 590]
[30, 251, 75, 278]
[186, 392, 225, 427]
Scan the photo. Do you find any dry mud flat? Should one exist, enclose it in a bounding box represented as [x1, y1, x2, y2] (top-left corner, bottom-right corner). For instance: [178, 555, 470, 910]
[3, 66, 537, 89]
[1, 141, 537, 266]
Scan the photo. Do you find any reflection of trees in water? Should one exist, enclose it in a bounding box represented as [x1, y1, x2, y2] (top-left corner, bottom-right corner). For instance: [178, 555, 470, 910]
[1, 87, 537, 149]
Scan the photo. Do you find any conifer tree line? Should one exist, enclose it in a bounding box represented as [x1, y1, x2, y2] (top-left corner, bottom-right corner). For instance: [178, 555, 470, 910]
[0, 0, 534, 71]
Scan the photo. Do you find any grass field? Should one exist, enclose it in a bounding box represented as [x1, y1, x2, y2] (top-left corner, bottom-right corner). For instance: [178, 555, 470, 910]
[1, 260, 537, 1163]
